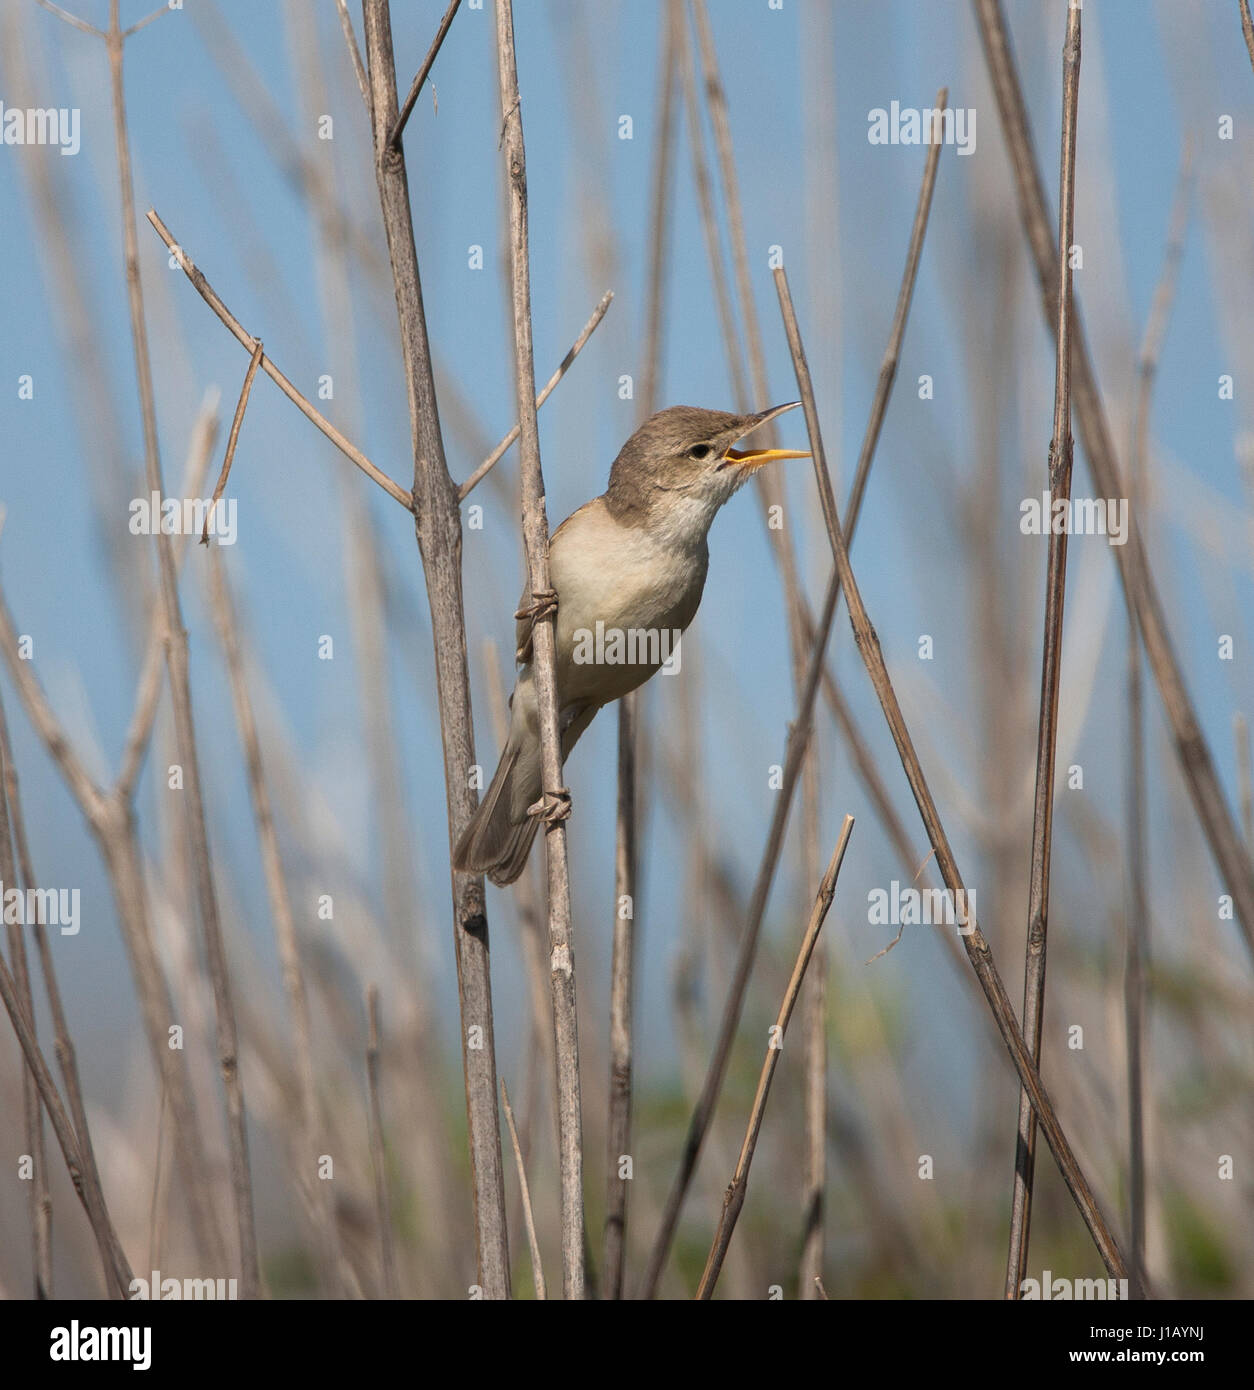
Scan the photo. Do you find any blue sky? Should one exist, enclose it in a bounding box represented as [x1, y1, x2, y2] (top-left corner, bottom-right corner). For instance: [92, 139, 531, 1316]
[1, 0, 1251, 1155]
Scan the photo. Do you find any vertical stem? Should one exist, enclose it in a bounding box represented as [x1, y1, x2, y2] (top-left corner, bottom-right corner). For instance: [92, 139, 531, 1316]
[1004, 0, 1081, 1299]
[973, 0, 1254, 960]
[696, 818, 854, 1300]
[360, 0, 510, 1299]
[604, 0, 680, 1300]
[0, 741, 52, 1295]
[494, 0, 586, 1301]
[105, 0, 258, 1295]
[798, 748, 825, 1296]
[777, 264, 1131, 1286]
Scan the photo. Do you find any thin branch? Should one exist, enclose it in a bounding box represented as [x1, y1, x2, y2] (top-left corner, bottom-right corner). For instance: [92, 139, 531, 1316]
[1241, 0, 1254, 75]
[458, 289, 614, 500]
[202, 338, 263, 544]
[33, 0, 101, 38]
[696, 816, 855, 1299]
[365, 986, 400, 1299]
[334, 0, 371, 110]
[391, 0, 462, 148]
[501, 1078, 546, 1299]
[122, 3, 172, 39]
[146, 209, 413, 510]
[1005, 0, 1082, 1299]
[495, 0, 586, 1301]
[974, 0, 1254, 960]
[775, 263, 1135, 1288]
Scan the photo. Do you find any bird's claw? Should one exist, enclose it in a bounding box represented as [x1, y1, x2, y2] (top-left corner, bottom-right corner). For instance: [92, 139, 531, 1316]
[514, 588, 558, 663]
[527, 786, 572, 825]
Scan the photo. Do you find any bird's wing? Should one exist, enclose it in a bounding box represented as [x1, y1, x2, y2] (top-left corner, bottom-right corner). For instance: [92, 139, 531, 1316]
[514, 496, 602, 665]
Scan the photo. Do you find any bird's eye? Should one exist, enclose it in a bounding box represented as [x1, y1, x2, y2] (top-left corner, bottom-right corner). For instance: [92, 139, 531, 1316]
[688, 443, 713, 461]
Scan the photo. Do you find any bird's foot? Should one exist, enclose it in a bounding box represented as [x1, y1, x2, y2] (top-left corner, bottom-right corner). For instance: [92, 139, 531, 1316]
[527, 786, 572, 825]
[514, 588, 558, 663]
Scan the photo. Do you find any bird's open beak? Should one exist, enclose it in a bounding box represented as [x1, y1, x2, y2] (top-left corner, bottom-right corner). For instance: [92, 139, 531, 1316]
[720, 401, 810, 471]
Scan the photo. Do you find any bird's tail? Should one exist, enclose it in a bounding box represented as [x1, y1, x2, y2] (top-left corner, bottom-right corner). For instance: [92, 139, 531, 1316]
[453, 686, 599, 887]
[453, 724, 541, 887]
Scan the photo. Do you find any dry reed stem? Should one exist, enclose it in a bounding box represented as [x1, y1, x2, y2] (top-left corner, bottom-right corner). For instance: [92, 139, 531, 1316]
[638, 563, 842, 1297]
[459, 291, 614, 500]
[495, 0, 586, 1300]
[333, 0, 370, 109]
[41, 0, 261, 1294]
[638, 109, 943, 1297]
[501, 1078, 546, 1299]
[776, 264, 1135, 1288]
[696, 816, 854, 1299]
[391, 0, 462, 147]
[361, 0, 510, 1299]
[146, 209, 411, 509]
[0, 408, 228, 1270]
[201, 339, 263, 545]
[974, 0, 1254, 961]
[1005, 0, 1081, 1298]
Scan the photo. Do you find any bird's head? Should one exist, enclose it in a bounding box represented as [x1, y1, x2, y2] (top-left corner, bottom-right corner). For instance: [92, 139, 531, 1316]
[605, 402, 809, 537]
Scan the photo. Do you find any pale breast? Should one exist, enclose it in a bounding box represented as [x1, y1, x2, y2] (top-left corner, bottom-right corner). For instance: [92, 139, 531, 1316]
[542, 495, 708, 703]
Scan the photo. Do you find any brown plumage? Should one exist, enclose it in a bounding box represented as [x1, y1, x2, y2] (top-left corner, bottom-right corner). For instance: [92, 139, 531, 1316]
[454, 403, 806, 885]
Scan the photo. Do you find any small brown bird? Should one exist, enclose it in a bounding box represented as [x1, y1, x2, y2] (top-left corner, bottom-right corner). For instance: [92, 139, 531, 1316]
[454, 402, 808, 885]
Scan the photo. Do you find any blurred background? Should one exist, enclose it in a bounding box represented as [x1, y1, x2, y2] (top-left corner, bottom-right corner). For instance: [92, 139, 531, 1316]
[0, 0, 1250, 1298]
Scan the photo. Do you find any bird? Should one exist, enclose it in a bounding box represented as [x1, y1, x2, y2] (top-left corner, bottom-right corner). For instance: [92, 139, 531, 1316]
[454, 402, 809, 885]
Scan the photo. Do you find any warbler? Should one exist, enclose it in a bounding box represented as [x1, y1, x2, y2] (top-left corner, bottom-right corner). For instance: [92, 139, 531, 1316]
[454, 402, 807, 885]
